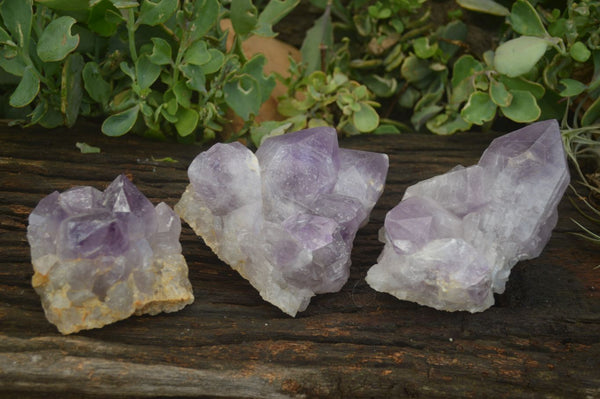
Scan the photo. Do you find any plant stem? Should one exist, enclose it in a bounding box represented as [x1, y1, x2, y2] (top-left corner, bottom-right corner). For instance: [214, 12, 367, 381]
[127, 9, 138, 62]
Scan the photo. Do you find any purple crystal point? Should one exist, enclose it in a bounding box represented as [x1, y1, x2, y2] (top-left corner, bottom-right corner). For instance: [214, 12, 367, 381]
[176, 126, 389, 316]
[27, 175, 194, 334]
[58, 211, 129, 259]
[257, 127, 341, 219]
[189, 142, 262, 216]
[367, 120, 570, 313]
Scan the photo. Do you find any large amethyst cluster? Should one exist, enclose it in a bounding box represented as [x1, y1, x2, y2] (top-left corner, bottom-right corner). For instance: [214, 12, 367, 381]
[27, 175, 193, 334]
[366, 120, 570, 312]
[176, 127, 389, 316]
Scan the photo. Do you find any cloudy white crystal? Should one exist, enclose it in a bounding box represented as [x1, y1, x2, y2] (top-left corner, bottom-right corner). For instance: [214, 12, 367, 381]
[27, 175, 194, 334]
[366, 119, 570, 312]
[176, 127, 389, 316]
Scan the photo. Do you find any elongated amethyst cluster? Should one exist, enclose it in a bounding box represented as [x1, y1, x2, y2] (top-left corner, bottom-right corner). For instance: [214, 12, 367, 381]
[27, 175, 194, 334]
[366, 120, 570, 312]
[176, 127, 389, 316]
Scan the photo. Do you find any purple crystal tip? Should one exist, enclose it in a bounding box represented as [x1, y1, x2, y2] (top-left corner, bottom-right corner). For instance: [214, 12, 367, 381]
[366, 120, 570, 313]
[176, 126, 389, 316]
[27, 174, 194, 334]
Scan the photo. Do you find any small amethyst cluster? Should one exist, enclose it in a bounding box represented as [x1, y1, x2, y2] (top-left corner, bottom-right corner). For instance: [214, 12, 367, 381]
[175, 127, 389, 316]
[366, 120, 570, 312]
[28, 175, 193, 334]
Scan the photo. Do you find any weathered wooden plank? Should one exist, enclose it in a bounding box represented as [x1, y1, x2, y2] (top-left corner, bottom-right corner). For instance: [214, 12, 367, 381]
[1, 123, 599, 398]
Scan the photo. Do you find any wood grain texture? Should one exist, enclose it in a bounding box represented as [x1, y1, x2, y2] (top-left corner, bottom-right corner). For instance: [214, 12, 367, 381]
[1, 123, 599, 398]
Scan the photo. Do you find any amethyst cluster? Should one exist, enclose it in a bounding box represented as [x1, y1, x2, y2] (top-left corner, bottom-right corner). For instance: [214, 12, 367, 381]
[366, 120, 570, 312]
[27, 175, 193, 334]
[175, 127, 389, 316]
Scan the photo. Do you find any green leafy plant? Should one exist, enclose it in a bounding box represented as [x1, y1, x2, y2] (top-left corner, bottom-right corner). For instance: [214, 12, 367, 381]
[296, 0, 599, 135]
[248, 63, 384, 146]
[0, 0, 298, 141]
[436, 0, 600, 134]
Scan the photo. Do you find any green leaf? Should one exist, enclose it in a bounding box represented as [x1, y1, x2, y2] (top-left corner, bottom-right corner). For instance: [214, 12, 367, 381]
[500, 90, 540, 122]
[102, 105, 139, 136]
[149, 38, 172, 65]
[558, 78, 586, 97]
[398, 87, 420, 108]
[140, 101, 154, 117]
[230, 0, 258, 36]
[362, 74, 397, 98]
[352, 102, 379, 132]
[61, 53, 84, 127]
[549, 17, 577, 43]
[0, 50, 27, 76]
[136, 54, 161, 91]
[489, 80, 512, 107]
[589, 48, 600, 83]
[76, 142, 101, 153]
[255, 0, 300, 37]
[373, 124, 401, 134]
[498, 75, 545, 99]
[37, 16, 80, 62]
[582, 96, 600, 126]
[437, 20, 467, 59]
[411, 105, 443, 130]
[241, 54, 275, 103]
[138, 0, 177, 26]
[352, 14, 371, 37]
[172, 80, 192, 108]
[175, 107, 199, 136]
[200, 49, 225, 74]
[180, 64, 206, 92]
[509, 0, 547, 37]
[461, 91, 496, 124]
[300, 9, 333, 74]
[368, 3, 391, 18]
[401, 54, 432, 83]
[160, 104, 178, 122]
[538, 90, 565, 121]
[0, 26, 11, 43]
[39, 108, 63, 128]
[151, 156, 178, 163]
[250, 120, 292, 147]
[570, 41, 591, 63]
[543, 53, 570, 90]
[120, 62, 136, 82]
[35, 0, 88, 10]
[224, 74, 260, 120]
[451, 55, 484, 88]
[184, 40, 211, 65]
[450, 77, 476, 107]
[1, 0, 32, 47]
[494, 36, 548, 77]
[413, 37, 438, 59]
[9, 66, 39, 107]
[29, 101, 49, 125]
[190, 0, 219, 41]
[456, 0, 509, 16]
[88, 0, 120, 37]
[426, 112, 471, 135]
